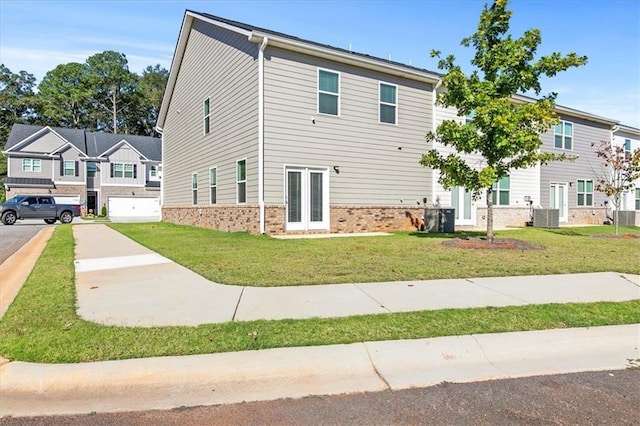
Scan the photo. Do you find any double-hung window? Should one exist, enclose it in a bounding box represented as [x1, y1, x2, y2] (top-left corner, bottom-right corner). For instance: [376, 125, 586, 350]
[124, 164, 134, 178]
[318, 69, 339, 115]
[203, 98, 211, 134]
[192, 173, 198, 205]
[577, 179, 593, 206]
[22, 158, 41, 173]
[112, 163, 136, 178]
[379, 82, 397, 124]
[64, 160, 76, 176]
[237, 159, 246, 204]
[624, 139, 631, 159]
[554, 121, 573, 150]
[491, 175, 510, 206]
[113, 163, 124, 178]
[209, 167, 217, 204]
[150, 165, 158, 178]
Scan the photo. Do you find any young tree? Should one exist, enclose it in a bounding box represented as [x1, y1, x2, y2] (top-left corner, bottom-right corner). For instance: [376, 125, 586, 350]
[420, 0, 586, 242]
[37, 62, 93, 129]
[592, 139, 640, 235]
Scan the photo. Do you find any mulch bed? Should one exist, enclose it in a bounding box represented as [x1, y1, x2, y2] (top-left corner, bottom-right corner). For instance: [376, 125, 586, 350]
[443, 237, 544, 250]
[591, 234, 640, 240]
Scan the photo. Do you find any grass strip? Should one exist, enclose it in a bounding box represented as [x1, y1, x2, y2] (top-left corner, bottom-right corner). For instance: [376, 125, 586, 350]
[0, 225, 638, 364]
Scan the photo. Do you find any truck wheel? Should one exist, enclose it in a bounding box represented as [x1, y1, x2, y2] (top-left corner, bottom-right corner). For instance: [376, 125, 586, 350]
[44, 219, 57, 224]
[2, 211, 17, 225]
[59, 211, 73, 224]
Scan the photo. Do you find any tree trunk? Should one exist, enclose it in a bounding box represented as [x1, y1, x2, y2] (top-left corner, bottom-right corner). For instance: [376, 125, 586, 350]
[112, 91, 118, 134]
[486, 187, 494, 243]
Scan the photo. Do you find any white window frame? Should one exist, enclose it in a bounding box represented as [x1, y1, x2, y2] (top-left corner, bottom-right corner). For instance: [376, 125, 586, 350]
[576, 179, 594, 207]
[192, 173, 198, 205]
[124, 164, 134, 178]
[22, 158, 41, 173]
[236, 159, 247, 204]
[285, 165, 330, 231]
[624, 139, 631, 159]
[64, 160, 75, 176]
[113, 163, 124, 178]
[379, 82, 398, 125]
[635, 188, 640, 211]
[203, 98, 211, 135]
[209, 167, 217, 205]
[491, 175, 510, 206]
[554, 120, 573, 150]
[317, 68, 340, 116]
[150, 165, 157, 178]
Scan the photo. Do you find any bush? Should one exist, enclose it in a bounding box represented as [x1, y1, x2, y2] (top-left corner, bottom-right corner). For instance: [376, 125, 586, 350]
[100, 204, 107, 217]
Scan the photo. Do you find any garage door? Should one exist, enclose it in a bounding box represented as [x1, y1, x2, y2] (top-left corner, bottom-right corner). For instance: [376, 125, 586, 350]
[54, 195, 81, 205]
[108, 196, 160, 219]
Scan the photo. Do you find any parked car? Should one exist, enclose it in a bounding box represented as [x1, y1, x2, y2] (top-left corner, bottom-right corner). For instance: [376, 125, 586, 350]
[0, 195, 81, 225]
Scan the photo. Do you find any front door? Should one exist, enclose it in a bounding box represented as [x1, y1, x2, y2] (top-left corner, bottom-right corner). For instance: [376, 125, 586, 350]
[451, 186, 474, 225]
[550, 183, 568, 222]
[286, 167, 329, 231]
[87, 191, 97, 215]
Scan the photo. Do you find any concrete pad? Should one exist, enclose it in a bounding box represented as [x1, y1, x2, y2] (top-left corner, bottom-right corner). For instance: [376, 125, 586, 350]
[74, 224, 152, 260]
[470, 272, 640, 304]
[356, 279, 526, 313]
[235, 284, 389, 321]
[0, 343, 386, 417]
[76, 263, 242, 326]
[474, 324, 640, 378]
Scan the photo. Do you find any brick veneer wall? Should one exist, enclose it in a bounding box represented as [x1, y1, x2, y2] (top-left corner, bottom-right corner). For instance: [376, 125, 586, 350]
[568, 207, 608, 225]
[163, 204, 426, 235]
[7, 185, 85, 198]
[475, 206, 532, 230]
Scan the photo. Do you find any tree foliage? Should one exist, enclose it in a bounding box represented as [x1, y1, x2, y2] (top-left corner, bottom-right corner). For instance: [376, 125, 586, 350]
[38, 62, 93, 129]
[592, 138, 640, 235]
[420, 0, 587, 241]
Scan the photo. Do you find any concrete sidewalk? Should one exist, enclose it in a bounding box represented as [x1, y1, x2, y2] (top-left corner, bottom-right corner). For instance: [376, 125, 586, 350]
[0, 223, 639, 418]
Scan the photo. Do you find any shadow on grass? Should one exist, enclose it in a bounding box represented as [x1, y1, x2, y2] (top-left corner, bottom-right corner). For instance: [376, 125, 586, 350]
[541, 228, 586, 237]
[409, 231, 487, 239]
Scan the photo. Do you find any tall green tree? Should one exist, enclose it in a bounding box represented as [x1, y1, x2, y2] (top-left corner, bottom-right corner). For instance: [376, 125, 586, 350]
[86, 51, 138, 133]
[420, 0, 587, 242]
[37, 62, 93, 129]
[129, 64, 168, 136]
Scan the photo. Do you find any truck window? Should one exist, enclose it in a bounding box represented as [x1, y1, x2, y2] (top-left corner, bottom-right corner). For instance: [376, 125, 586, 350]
[24, 197, 38, 205]
[39, 197, 52, 204]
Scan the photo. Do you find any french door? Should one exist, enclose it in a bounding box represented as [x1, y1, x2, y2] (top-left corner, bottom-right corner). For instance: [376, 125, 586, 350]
[550, 183, 568, 222]
[286, 167, 329, 231]
[451, 186, 474, 225]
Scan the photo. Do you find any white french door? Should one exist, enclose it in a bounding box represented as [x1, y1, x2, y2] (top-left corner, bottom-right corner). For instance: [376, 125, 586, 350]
[550, 183, 568, 222]
[286, 167, 329, 231]
[451, 186, 474, 225]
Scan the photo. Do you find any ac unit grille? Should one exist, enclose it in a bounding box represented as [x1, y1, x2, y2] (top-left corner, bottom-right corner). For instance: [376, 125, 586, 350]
[533, 209, 560, 228]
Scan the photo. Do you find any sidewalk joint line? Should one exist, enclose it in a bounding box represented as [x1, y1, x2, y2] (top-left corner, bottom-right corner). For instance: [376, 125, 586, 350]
[618, 273, 640, 288]
[232, 287, 245, 321]
[363, 342, 391, 391]
[353, 284, 393, 313]
[471, 334, 496, 369]
[466, 279, 531, 304]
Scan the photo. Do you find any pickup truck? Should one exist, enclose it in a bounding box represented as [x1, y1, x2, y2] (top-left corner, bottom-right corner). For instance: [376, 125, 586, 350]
[0, 195, 81, 225]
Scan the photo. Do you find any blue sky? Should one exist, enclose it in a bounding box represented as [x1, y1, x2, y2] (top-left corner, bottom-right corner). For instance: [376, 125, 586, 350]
[1, 0, 639, 127]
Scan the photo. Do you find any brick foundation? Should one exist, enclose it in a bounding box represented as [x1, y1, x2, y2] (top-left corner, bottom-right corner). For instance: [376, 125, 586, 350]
[163, 205, 261, 233]
[568, 207, 608, 225]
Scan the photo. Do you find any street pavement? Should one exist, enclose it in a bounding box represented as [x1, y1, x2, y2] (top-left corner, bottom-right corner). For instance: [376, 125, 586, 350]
[0, 223, 639, 418]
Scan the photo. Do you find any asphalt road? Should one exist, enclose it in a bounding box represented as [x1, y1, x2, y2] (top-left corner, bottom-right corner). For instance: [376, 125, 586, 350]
[2, 370, 638, 425]
[0, 220, 52, 265]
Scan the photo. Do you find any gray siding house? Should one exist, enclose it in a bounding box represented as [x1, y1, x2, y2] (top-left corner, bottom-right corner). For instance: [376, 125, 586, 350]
[4, 124, 162, 219]
[157, 11, 440, 234]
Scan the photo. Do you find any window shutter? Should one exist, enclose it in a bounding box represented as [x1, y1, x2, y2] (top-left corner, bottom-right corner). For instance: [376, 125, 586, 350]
[75, 161, 79, 176]
[133, 164, 137, 179]
[110, 163, 114, 178]
[60, 157, 64, 176]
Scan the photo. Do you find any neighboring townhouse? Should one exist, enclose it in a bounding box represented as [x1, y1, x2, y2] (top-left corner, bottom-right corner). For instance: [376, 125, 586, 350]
[156, 11, 440, 234]
[613, 124, 640, 224]
[3, 124, 162, 219]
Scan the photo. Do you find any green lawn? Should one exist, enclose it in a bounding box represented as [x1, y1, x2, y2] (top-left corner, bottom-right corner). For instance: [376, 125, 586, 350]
[110, 223, 640, 286]
[0, 224, 638, 363]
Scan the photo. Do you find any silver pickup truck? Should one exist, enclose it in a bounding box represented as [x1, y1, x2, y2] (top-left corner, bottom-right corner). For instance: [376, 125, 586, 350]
[0, 195, 81, 225]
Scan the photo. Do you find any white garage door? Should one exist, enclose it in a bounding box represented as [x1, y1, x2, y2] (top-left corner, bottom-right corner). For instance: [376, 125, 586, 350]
[108, 197, 160, 220]
[54, 195, 81, 205]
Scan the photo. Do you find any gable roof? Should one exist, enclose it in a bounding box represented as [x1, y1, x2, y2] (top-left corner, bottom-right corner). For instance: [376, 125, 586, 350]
[4, 124, 161, 161]
[157, 10, 442, 129]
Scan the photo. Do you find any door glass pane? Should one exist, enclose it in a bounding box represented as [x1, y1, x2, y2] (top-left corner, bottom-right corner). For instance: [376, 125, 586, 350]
[451, 187, 459, 220]
[464, 190, 472, 220]
[550, 186, 556, 208]
[559, 186, 565, 214]
[287, 171, 302, 223]
[310, 172, 323, 222]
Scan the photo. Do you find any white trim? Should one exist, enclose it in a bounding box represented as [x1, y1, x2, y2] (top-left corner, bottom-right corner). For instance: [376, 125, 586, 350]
[284, 165, 330, 231]
[191, 172, 198, 206]
[236, 159, 247, 204]
[317, 68, 340, 117]
[209, 166, 218, 205]
[576, 178, 594, 207]
[203, 97, 211, 135]
[553, 120, 574, 151]
[52, 181, 86, 186]
[378, 81, 398, 125]
[97, 139, 149, 161]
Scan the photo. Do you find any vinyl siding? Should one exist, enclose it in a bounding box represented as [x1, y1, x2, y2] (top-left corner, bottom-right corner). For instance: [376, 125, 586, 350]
[54, 146, 84, 183]
[613, 128, 640, 210]
[263, 46, 433, 206]
[8, 156, 53, 179]
[13, 131, 67, 153]
[103, 146, 146, 186]
[162, 18, 259, 207]
[539, 115, 610, 208]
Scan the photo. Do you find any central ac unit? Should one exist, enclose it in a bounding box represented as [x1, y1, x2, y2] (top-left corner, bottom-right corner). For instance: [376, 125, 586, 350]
[533, 209, 560, 228]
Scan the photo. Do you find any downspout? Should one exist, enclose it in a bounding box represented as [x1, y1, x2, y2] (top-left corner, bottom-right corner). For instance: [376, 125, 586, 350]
[258, 37, 268, 234]
[154, 125, 164, 220]
[431, 80, 443, 207]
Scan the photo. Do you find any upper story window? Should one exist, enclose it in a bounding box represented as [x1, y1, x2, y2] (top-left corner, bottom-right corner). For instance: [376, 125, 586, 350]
[111, 163, 137, 179]
[203, 98, 211, 134]
[554, 121, 573, 150]
[624, 139, 631, 159]
[237, 159, 246, 204]
[22, 158, 41, 173]
[192, 173, 198, 205]
[150, 165, 158, 178]
[577, 179, 593, 206]
[318, 69, 339, 116]
[209, 167, 217, 204]
[636, 188, 640, 210]
[64, 160, 76, 176]
[379, 82, 397, 124]
[491, 175, 510, 206]
[87, 162, 97, 178]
